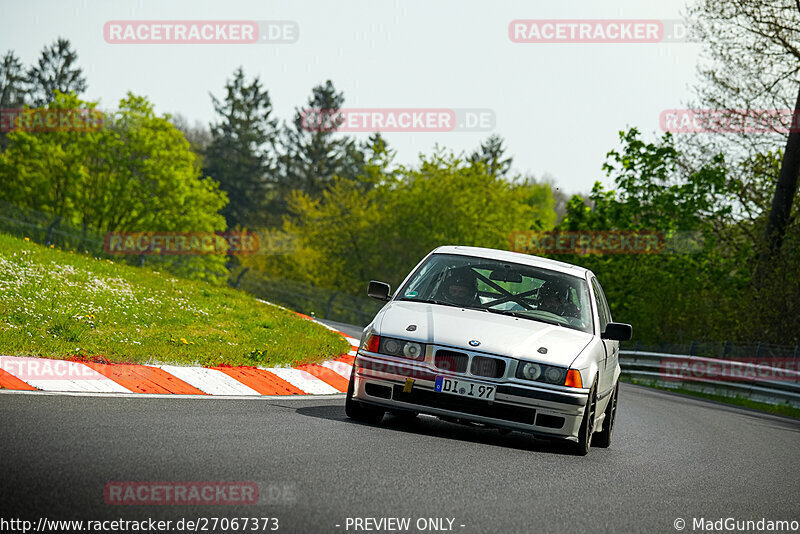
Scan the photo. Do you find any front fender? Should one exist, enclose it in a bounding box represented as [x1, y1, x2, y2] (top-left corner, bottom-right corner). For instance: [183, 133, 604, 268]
[576, 362, 599, 391]
[570, 338, 604, 389]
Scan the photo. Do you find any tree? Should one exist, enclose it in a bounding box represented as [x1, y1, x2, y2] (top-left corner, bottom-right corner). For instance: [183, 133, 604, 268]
[687, 0, 800, 263]
[27, 38, 87, 106]
[0, 94, 96, 218]
[274, 80, 365, 216]
[265, 151, 541, 292]
[204, 67, 278, 229]
[553, 129, 799, 344]
[537, 176, 571, 223]
[0, 51, 26, 108]
[764, 88, 800, 258]
[0, 51, 28, 150]
[0, 92, 229, 283]
[169, 113, 212, 171]
[468, 135, 555, 228]
[469, 134, 512, 177]
[516, 178, 557, 230]
[170, 113, 212, 154]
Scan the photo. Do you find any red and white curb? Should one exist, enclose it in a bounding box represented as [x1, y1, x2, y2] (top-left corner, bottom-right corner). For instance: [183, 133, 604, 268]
[0, 314, 360, 397]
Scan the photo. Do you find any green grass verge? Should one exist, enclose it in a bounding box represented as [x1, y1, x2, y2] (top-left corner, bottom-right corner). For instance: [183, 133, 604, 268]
[620, 376, 800, 419]
[0, 232, 350, 367]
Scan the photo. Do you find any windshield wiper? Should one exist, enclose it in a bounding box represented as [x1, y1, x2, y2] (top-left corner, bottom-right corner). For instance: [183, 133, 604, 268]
[398, 297, 457, 308]
[485, 308, 565, 327]
[397, 298, 487, 312]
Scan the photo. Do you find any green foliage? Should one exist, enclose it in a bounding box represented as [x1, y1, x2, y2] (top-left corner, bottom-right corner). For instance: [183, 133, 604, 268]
[517, 178, 557, 230]
[0, 51, 26, 108]
[269, 80, 367, 224]
[469, 134, 513, 178]
[2, 32, 795, 350]
[204, 67, 277, 229]
[26, 38, 87, 107]
[0, 92, 229, 284]
[248, 151, 554, 294]
[0, 50, 27, 150]
[557, 128, 798, 345]
[563, 129, 731, 232]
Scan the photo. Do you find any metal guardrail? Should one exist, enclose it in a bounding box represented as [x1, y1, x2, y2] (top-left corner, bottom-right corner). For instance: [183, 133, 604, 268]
[620, 351, 800, 408]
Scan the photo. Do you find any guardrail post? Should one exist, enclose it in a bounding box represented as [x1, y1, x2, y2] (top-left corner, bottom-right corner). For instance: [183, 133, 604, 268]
[689, 340, 698, 356]
[722, 340, 731, 359]
[230, 267, 249, 289]
[45, 216, 62, 246]
[326, 292, 338, 320]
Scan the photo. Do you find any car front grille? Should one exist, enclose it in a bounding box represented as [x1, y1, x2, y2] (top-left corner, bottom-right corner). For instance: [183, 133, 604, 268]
[434, 350, 469, 373]
[470, 356, 506, 378]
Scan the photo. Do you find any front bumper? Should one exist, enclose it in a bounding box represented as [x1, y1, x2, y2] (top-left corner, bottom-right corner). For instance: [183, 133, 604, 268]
[353, 352, 590, 440]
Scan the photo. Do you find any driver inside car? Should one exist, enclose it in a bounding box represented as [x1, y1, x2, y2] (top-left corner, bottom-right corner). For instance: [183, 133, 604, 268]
[536, 280, 580, 318]
[436, 268, 481, 308]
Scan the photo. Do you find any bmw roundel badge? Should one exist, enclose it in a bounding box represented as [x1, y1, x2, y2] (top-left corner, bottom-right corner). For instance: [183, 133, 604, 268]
[468, 340, 480, 347]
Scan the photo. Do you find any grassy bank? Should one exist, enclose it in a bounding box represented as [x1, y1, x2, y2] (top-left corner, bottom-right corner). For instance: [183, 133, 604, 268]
[0, 232, 350, 367]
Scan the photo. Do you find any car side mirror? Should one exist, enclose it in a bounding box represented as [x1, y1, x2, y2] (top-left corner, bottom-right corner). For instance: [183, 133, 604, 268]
[368, 280, 392, 301]
[601, 322, 632, 341]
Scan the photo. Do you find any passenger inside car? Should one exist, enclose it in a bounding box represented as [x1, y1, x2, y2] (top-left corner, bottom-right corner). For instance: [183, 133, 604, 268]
[536, 280, 581, 318]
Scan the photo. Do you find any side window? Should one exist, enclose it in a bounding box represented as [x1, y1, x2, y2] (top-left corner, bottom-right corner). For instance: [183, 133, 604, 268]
[591, 278, 611, 332]
[596, 280, 613, 324]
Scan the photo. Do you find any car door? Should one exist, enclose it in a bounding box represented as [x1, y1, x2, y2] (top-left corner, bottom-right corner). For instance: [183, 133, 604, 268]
[591, 277, 617, 396]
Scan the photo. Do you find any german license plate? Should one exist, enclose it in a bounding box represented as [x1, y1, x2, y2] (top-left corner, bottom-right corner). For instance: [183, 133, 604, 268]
[434, 376, 495, 401]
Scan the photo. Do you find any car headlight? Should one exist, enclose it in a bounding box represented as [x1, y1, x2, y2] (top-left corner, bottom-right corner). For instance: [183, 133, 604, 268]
[519, 362, 541, 380]
[378, 336, 426, 360]
[516, 361, 566, 385]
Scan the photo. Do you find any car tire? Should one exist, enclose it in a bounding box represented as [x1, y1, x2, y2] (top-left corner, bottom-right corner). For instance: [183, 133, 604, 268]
[593, 382, 618, 448]
[570, 380, 597, 456]
[345, 367, 384, 424]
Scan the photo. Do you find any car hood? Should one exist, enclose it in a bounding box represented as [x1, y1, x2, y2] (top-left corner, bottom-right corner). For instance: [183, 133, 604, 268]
[374, 301, 593, 367]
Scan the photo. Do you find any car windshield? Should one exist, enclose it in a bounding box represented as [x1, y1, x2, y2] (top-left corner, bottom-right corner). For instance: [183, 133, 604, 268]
[396, 253, 594, 334]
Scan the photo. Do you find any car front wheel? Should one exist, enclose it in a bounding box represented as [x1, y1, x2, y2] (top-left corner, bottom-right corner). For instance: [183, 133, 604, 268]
[593, 382, 618, 448]
[570, 380, 597, 456]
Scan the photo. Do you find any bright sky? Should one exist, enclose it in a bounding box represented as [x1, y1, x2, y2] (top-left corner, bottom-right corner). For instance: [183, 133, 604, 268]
[3, 0, 702, 195]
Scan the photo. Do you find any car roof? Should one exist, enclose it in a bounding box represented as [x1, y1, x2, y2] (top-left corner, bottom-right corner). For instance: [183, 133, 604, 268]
[431, 245, 592, 279]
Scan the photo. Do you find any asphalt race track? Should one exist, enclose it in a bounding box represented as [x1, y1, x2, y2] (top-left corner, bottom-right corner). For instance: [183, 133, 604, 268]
[1, 322, 798, 533]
